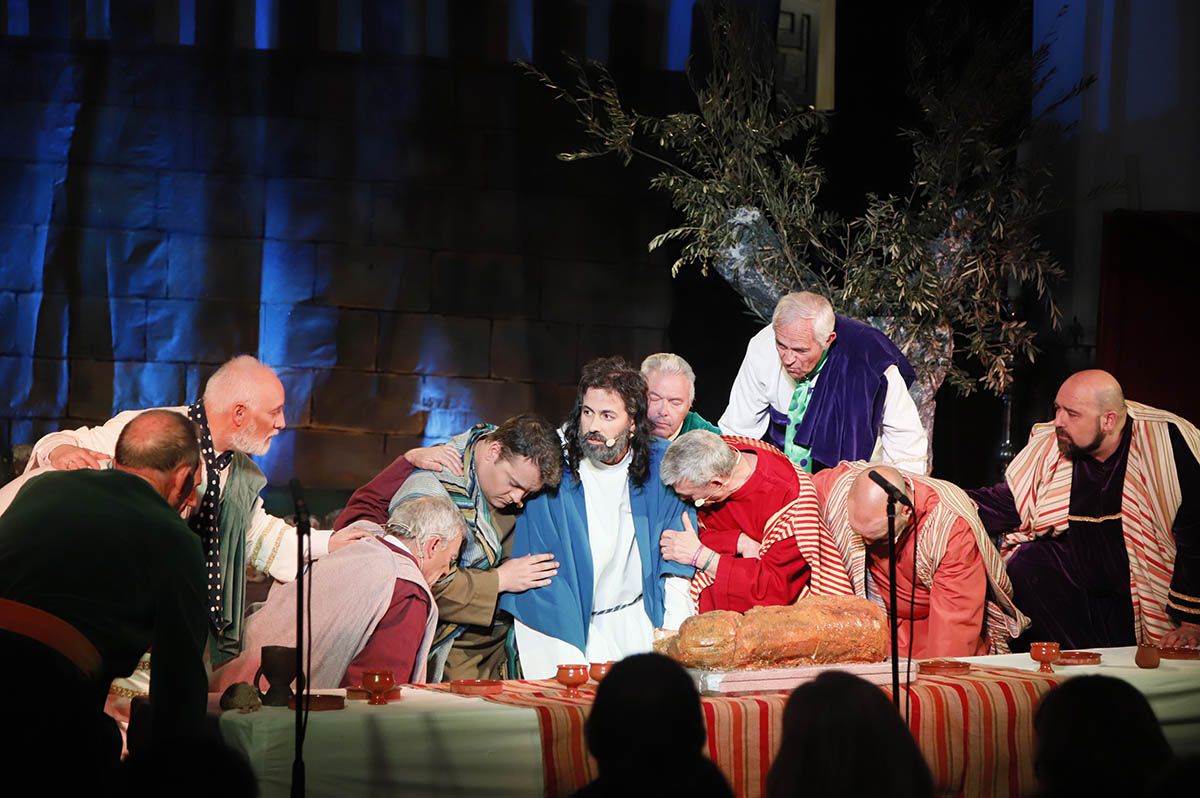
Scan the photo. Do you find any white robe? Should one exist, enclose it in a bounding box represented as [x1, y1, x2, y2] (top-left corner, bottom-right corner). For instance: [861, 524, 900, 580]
[514, 451, 693, 678]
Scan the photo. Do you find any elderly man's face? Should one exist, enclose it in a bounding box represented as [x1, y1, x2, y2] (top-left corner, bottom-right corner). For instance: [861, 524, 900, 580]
[646, 371, 693, 439]
[578, 387, 635, 465]
[774, 318, 835, 380]
[420, 532, 464, 585]
[232, 376, 287, 455]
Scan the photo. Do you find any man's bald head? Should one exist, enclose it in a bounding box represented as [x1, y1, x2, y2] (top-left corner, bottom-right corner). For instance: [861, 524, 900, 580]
[1053, 370, 1127, 461]
[202, 355, 287, 455]
[114, 410, 201, 511]
[848, 465, 913, 543]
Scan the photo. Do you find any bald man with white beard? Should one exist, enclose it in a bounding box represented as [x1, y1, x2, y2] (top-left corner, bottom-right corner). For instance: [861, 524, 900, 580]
[970, 370, 1200, 650]
[0, 355, 372, 726]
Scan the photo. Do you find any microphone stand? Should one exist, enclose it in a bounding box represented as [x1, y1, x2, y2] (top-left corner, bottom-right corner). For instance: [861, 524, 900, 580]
[290, 479, 309, 798]
[886, 494, 901, 709]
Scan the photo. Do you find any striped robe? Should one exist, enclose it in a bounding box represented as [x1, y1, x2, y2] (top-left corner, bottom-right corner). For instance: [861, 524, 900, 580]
[1003, 401, 1200, 644]
[690, 436, 855, 607]
[817, 461, 1029, 654]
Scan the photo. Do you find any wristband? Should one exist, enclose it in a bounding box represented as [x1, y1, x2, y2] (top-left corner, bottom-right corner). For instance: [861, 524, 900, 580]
[701, 550, 717, 573]
[690, 545, 704, 568]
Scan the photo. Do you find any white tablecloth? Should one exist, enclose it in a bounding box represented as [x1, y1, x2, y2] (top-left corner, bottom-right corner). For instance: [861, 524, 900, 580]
[964, 645, 1200, 755]
[219, 688, 544, 798]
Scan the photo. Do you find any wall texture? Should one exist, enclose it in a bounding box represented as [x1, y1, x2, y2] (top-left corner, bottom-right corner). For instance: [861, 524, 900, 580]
[0, 1, 695, 489]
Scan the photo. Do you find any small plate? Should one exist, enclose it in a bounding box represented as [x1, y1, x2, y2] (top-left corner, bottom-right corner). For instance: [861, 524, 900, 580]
[450, 679, 503, 696]
[918, 659, 971, 676]
[347, 686, 401, 701]
[288, 694, 345, 711]
[1159, 647, 1200, 661]
[1058, 650, 1102, 666]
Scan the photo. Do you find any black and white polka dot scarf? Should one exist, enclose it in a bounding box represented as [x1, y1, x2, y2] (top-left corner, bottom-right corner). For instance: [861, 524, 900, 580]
[187, 400, 234, 632]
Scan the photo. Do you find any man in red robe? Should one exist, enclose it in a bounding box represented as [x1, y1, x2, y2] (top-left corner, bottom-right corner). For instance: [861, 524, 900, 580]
[812, 463, 1027, 657]
[658, 431, 854, 612]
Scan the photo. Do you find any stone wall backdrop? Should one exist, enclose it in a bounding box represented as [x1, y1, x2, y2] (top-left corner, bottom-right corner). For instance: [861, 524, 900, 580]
[0, 0, 706, 498]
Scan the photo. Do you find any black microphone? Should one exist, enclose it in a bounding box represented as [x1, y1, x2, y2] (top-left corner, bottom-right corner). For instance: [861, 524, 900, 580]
[868, 469, 914, 510]
[289, 478, 309, 524]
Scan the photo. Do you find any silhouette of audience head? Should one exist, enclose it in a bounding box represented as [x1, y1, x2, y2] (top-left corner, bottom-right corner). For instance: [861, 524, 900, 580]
[577, 652, 731, 798]
[766, 670, 933, 798]
[1034, 674, 1174, 798]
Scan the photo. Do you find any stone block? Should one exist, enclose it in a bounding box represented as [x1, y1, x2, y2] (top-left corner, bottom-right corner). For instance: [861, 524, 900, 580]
[456, 69, 518, 128]
[430, 252, 539, 318]
[383, 435, 427, 461]
[378, 314, 491, 377]
[540, 260, 633, 325]
[261, 240, 318, 303]
[192, 113, 267, 174]
[0, 356, 68, 418]
[263, 117, 320, 178]
[166, 235, 264, 301]
[0, 294, 16, 353]
[264, 178, 371, 243]
[627, 262, 674, 328]
[259, 304, 376, 370]
[577, 324, 667, 370]
[40, 227, 168, 298]
[491, 320, 578, 383]
[520, 192, 626, 261]
[413, 377, 536, 439]
[258, 428, 388, 490]
[29, 293, 68, 358]
[66, 296, 148, 361]
[360, 62, 456, 119]
[51, 166, 157, 230]
[145, 299, 259, 364]
[309, 370, 424, 434]
[185, 363, 221, 403]
[314, 245, 431, 311]
[112, 360, 188, 411]
[372, 186, 517, 251]
[532, 383, 578, 426]
[292, 64, 357, 120]
[157, 172, 265, 237]
[276, 367, 315, 428]
[0, 102, 77, 162]
[0, 162, 57, 225]
[90, 106, 193, 170]
[0, 226, 48, 293]
[68, 359, 116, 420]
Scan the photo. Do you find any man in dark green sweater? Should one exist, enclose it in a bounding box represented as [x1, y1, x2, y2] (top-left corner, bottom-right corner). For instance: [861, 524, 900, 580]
[0, 409, 208, 785]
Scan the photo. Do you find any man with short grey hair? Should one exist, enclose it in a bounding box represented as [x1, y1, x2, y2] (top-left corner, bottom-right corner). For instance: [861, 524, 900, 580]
[658, 429, 855, 613]
[640, 353, 720, 440]
[719, 291, 927, 474]
[211, 494, 465, 690]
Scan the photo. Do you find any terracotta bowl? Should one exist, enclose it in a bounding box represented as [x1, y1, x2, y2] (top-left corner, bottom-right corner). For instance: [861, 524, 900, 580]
[450, 679, 504, 696]
[917, 659, 971, 677]
[287, 693, 345, 711]
[1159, 646, 1200, 661]
[1057, 650, 1102, 666]
[589, 661, 615, 682]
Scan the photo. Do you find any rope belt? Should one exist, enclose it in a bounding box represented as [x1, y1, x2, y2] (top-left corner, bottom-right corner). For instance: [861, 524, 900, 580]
[592, 593, 643, 617]
[0, 598, 102, 680]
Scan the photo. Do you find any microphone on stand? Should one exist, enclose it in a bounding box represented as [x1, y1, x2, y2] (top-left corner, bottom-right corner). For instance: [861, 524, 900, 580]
[868, 469, 914, 511]
[289, 478, 310, 798]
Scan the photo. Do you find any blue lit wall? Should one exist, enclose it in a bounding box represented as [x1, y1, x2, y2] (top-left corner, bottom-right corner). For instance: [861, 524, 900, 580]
[0, 1, 695, 487]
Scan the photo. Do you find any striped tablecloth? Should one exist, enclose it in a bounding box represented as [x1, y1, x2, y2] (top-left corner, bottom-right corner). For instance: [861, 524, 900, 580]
[423, 665, 1062, 798]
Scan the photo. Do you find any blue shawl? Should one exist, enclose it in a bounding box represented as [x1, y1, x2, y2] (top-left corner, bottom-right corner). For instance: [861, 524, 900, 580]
[499, 438, 695, 654]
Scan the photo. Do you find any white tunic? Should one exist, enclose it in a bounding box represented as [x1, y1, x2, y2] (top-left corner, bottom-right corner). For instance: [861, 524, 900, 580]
[718, 324, 928, 473]
[514, 451, 693, 678]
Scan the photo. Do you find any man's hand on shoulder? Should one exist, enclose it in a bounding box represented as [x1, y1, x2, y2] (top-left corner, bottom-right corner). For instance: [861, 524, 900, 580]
[1161, 621, 1200, 649]
[329, 526, 375, 553]
[405, 444, 463, 476]
[497, 553, 558, 593]
[736, 533, 762, 559]
[48, 444, 109, 471]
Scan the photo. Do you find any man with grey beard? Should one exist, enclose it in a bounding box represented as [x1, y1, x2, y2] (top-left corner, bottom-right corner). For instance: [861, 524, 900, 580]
[499, 357, 697, 678]
[0, 355, 372, 727]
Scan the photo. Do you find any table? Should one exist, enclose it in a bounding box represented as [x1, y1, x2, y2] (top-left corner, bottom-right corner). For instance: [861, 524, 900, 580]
[220, 647, 1200, 798]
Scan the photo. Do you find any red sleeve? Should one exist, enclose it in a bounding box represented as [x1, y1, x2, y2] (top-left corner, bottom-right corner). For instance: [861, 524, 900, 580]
[341, 581, 431, 687]
[924, 521, 989, 657]
[699, 526, 743, 555]
[708, 537, 811, 613]
[334, 456, 417, 529]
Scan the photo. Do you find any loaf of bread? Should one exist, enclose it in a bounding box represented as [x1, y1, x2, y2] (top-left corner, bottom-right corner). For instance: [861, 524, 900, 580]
[660, 594, 889, 670]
